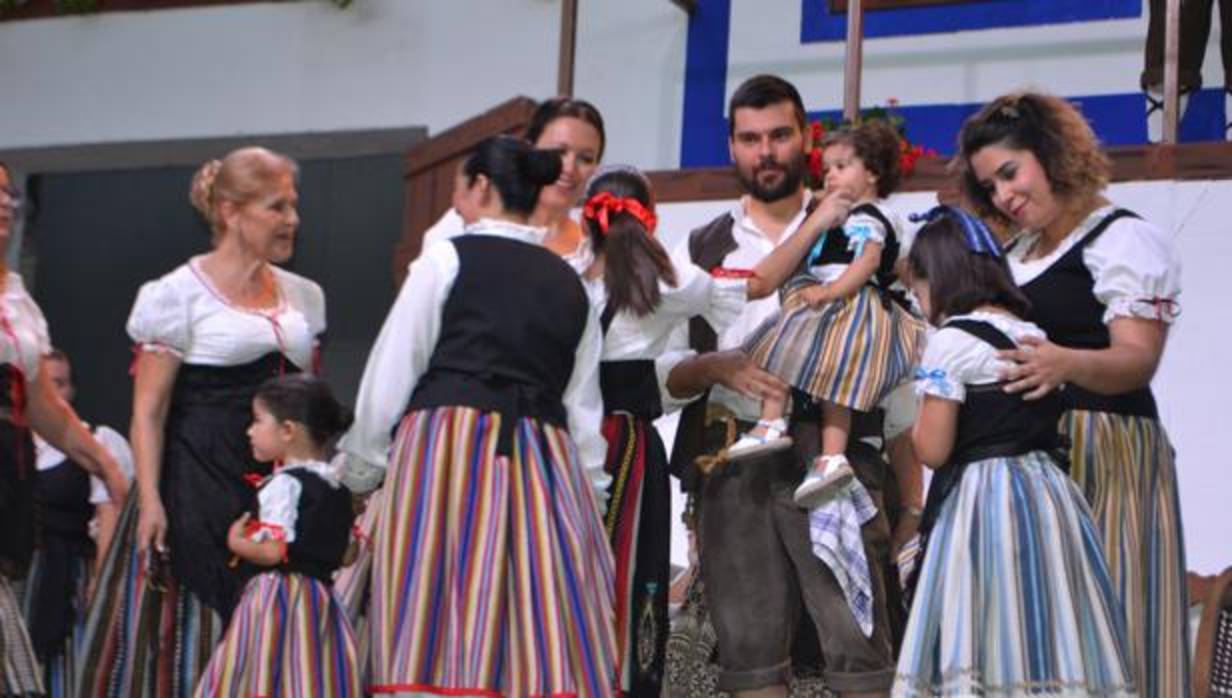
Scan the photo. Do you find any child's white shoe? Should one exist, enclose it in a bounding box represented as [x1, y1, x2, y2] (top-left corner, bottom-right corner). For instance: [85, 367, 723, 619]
[726, 418, 793, 461]
[793, 453, 854, 509]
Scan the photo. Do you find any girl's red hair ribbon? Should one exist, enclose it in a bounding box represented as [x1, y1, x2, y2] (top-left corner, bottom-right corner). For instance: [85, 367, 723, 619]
[582, 191, 658, 236]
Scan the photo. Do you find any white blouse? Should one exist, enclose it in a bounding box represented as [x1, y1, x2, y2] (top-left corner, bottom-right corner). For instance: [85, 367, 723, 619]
[915, 311, 1046, 402]
[0, 272, 51, 383]
[126, 258, 326, 370]
[250, 460, 340, 544]
[1006, 205, 1182, 326]
[600, 262, 746, 362]
[337, 219, 607, 498]
[34, 425, 135, 505]
[422, 208, 595, 276]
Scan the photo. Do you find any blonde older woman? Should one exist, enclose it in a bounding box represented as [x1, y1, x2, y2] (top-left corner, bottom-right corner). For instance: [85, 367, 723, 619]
[78, 148, 325, 698]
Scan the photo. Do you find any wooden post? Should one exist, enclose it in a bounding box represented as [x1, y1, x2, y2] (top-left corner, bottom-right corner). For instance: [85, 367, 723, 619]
[844, 0, 864, 122]
[558, 0, 578, 97]
[1161, 0, 1180, 144]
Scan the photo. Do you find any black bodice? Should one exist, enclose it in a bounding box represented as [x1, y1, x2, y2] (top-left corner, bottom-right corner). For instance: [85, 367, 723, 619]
[1015, 209, 1158, 419]
[407, 234, 591, 452]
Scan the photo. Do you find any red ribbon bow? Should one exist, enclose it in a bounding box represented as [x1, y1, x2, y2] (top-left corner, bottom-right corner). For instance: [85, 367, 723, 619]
[582, 192, 658, 236]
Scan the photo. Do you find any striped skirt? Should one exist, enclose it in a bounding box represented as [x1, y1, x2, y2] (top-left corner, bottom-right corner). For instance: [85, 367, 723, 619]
[75, 497, 224, 698]
[1, 573, 44, 697]
[602, 413, 670, 696]
[194, 571, 362, 697]
[1063, 410, 1190, 698]
[366, 406, 617, 697]
[894, 451, 1135, 697]
[744, 280, 923, 411]
[332, 486, 383, 687]
[20, 548, 90, 698]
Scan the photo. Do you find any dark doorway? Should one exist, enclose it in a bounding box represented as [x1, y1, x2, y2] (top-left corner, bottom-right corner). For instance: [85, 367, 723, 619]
[26, 153, 405, 434]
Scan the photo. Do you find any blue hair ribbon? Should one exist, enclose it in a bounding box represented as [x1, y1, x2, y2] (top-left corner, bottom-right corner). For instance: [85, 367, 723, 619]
[908, 205, 1002, 257]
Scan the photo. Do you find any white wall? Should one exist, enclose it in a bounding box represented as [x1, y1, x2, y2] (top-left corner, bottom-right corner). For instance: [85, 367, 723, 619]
[0, 0, 689, 169]
[655, 181, 1232, 575]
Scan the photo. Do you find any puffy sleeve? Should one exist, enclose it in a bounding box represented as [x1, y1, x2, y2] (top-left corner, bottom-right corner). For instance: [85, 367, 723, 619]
[914, 327, 979, 402]
[843, 209, 889, 256]
[88, 425, 136, 505]
[562, 299, 608, 502]
[287, 275, 327, 339]
[656, 262, 747, 336]
[336, 241, 458, 493]
[1084, 216, 1182, 325]
[655, 241, 702, 415]
[126, 276, 190, 357]
[254, 474, 302, 543]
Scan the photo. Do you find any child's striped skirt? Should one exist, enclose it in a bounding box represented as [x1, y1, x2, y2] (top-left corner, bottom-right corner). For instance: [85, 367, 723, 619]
[194, 571, 362, 697]
[744, 279, 923, 411]
[893, 451, 1136, 697]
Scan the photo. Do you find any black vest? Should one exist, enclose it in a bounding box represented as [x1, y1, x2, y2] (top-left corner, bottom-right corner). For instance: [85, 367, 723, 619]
[1015, 209, 1158, 419]
[36, 457, 93, 543]
[280, 469, 353, 583]
[806, 203, 901, 293]
[407, 234, 590, 453]
[918, 319, 1067, 541]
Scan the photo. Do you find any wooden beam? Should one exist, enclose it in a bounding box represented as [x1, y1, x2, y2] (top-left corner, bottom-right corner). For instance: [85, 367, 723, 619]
[557, 0, 578, 97]
[647, 142, 1232, 203]
[1161, 0, 1181, 144]
[668, 0, 696, 13]
[843, 0, 864, 122]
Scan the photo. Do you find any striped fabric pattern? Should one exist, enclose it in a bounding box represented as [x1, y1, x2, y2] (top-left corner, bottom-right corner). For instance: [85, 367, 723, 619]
[1, 573, 44, 696]
[333, 486, 384, 687]
[601, 413, 649, 693]
[75, 497, 224, 698]
[894, 451, 1136, 697]
[1063, 409, 1191, 698]
[367, 407, 617, 697]
[20, 550, 90, 697]
[194, 571, 362, 697]
[744, 280, 923, 411]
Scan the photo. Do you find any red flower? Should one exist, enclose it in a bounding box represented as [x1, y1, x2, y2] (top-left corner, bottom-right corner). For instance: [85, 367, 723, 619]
[808, 147, 824, 183]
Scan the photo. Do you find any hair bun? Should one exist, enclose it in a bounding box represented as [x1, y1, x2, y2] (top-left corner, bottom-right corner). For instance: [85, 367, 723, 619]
[189, 159, 223, 221]
[520, 148, 563, 188]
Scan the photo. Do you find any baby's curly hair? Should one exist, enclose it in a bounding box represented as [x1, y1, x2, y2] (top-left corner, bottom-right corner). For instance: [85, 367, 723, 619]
[824, 119, 902, 198]
[958, 92, 1110, 226]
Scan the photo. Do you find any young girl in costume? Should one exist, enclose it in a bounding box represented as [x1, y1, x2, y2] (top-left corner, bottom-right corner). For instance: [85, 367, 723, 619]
[195, 374, 361, 697]
[892, 207, 1133, 696]
[581, 165, 853, 696]
[737, 120, 924, 508]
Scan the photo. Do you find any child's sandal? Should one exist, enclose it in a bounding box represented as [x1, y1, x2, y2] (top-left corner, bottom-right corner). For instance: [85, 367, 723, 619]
[726, 418, 793, 461]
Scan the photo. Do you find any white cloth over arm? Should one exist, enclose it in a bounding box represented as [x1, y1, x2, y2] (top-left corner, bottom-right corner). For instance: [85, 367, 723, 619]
[563, 301, 609, 501]
[88, 425, 136, 505]
[336, 242, 457, 491]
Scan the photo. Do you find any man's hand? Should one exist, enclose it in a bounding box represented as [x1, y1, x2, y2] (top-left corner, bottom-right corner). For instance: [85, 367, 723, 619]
[704, 350, 789, 402]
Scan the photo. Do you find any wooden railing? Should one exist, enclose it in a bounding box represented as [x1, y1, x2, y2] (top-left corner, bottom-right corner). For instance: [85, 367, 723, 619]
[393, 96, 539, 285]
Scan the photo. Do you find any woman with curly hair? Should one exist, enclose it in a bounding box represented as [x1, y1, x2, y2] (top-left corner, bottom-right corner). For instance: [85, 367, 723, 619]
[960, 91, 1189, 697]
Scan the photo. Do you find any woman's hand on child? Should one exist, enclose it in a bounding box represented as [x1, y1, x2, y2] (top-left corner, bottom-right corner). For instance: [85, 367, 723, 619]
[998, 335, 1070, 400]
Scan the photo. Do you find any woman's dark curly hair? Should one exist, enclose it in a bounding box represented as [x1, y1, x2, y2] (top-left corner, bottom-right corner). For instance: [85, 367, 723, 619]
[958, 92, 1110, 226]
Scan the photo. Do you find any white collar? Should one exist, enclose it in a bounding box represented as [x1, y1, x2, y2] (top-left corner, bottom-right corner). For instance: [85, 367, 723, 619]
[463, 218, 548, 246]
[278, 459, 340, 487]
[729, 190, 813, 244]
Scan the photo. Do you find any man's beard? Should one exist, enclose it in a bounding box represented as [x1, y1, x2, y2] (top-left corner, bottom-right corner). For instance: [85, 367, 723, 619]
[737, 150, 806, 203]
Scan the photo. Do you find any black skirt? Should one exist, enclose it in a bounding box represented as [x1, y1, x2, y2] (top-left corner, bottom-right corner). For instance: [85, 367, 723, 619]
[161, 352, 294, 617]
